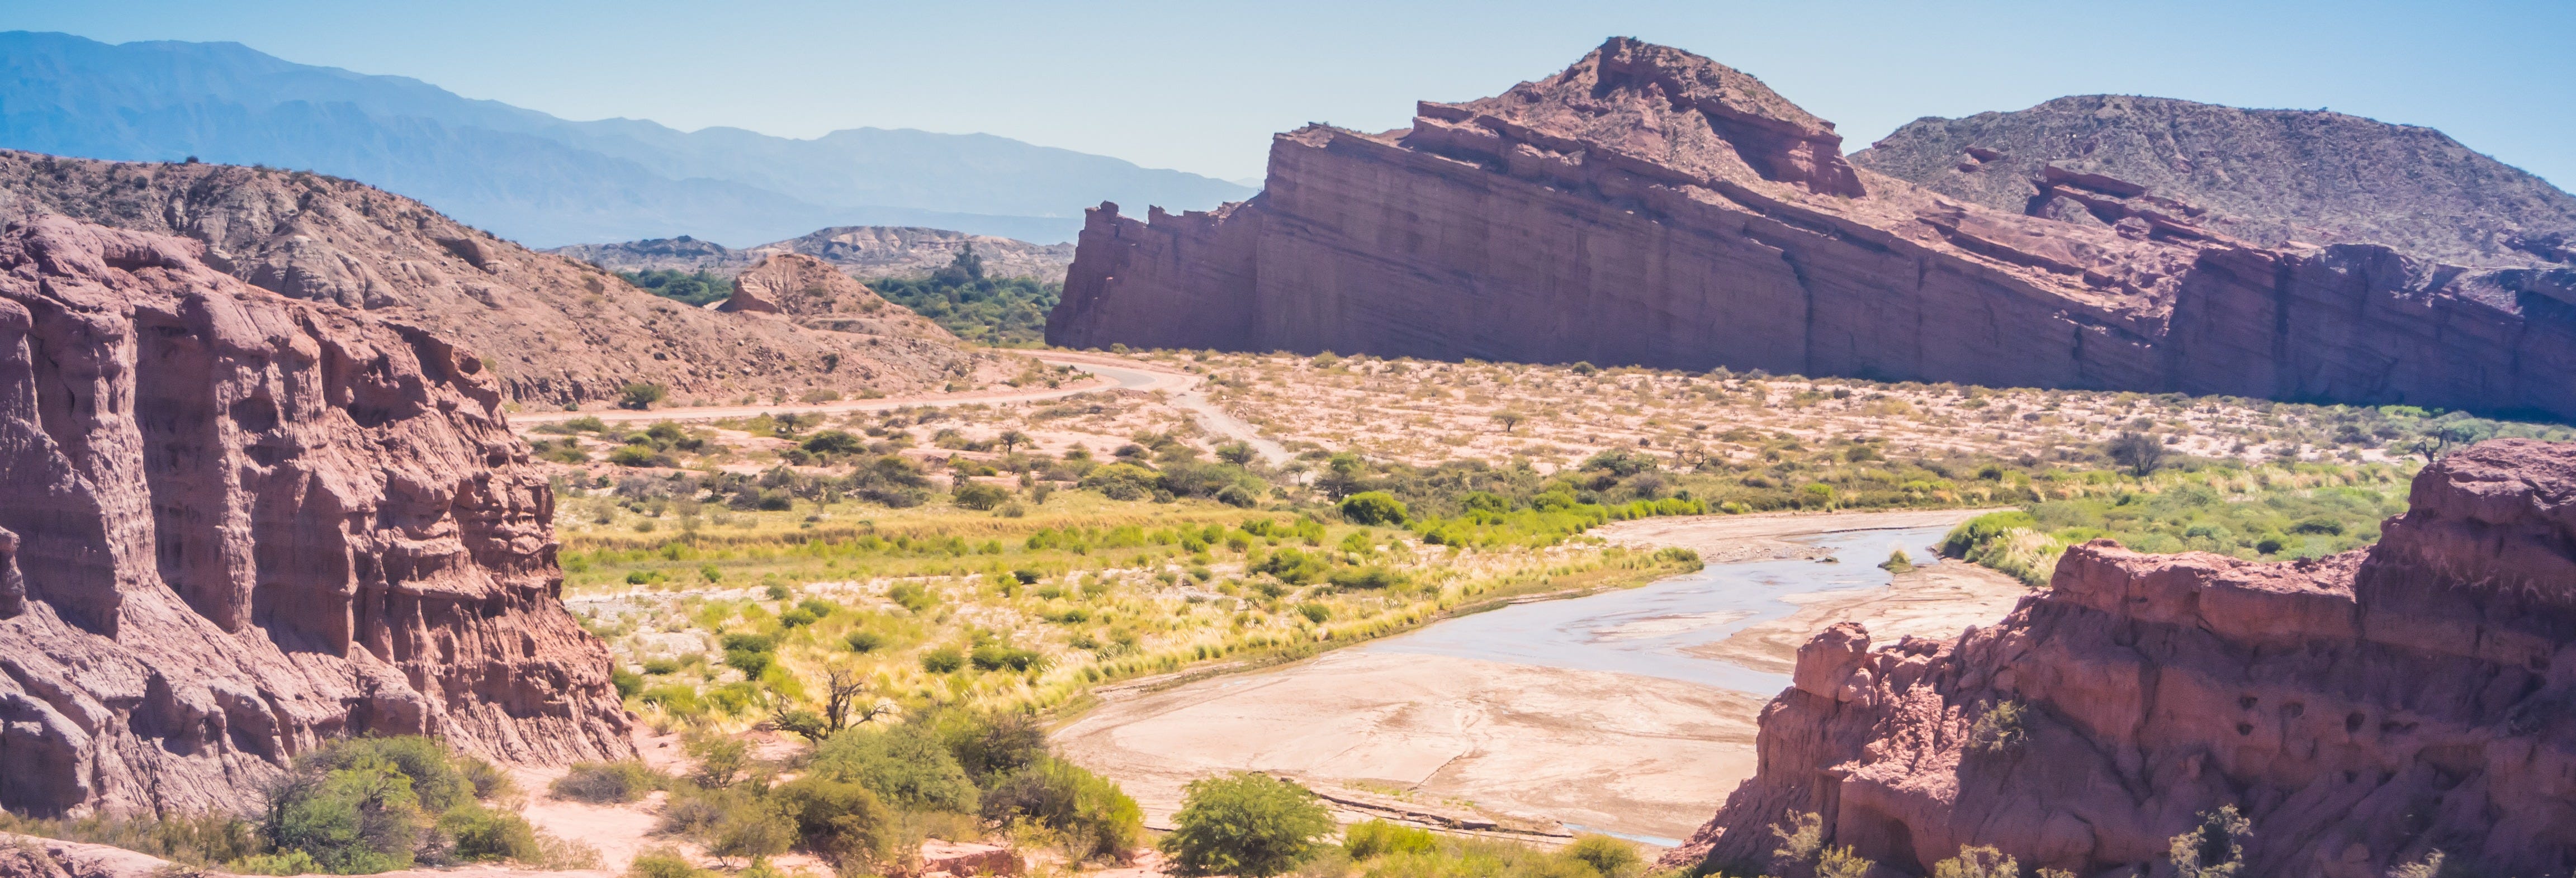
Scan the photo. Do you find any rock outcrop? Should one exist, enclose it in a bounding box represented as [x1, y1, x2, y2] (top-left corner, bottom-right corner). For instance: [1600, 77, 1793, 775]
[0, 216, 631, 818]
[553, 226, 1077, 281]
[1663, 438, 2576, 878]
[1850, 96, 2576, 269]
[1050, 37, 2576, 420]
[0, 151, 983, 407]
[719, 253, 959, 340]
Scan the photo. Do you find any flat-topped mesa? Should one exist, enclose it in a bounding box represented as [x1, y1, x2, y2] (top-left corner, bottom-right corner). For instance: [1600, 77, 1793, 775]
[1664, 438, 2576, 878]
[0, 216, 631, 817]
[1050, 37, 2576, 420]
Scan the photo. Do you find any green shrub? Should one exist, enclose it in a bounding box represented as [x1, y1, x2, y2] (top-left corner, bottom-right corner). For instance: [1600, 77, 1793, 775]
[2168, 805, 2250, 878]
[618, 383, 666, 410]
[1879, 548, 1915, 574]
[439, 802, 540, 862]
[1933, 846, 2019, 878]
[1159, 773, 1334, 877]
[612, 667, 644, 698]
[551, 761, 660, 804]
[230, 851, 323, 876]
[982, 758, 1144, 862]
[1970, 701, 2029, 754]
[627, 846, 705, 878]
[1079, 463, 1161, 501]
[1341, 820, 1435, 861]
[263, 759, 427, 874]
[971, 644, 1045, 672]
[954, 481, 1013, 510]
[1562, 835, 1640, 878]
[1327, 566, 1407, 590]
[809, 725, 981, 814]
[845, 630, 885, 653]
[1338, 492, 1409, 525]
[921, 647, 966, 673]
[773, 775, 896, 866]
[889, 582, 938, 613]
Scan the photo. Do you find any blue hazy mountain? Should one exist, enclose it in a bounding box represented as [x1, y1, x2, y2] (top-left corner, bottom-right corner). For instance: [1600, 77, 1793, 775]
[0, 31, 1253, 245]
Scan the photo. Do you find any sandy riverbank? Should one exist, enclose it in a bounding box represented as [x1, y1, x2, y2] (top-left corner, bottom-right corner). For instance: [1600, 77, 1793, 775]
[1051, 650, 1765, 842]
[1053, 509, 2027, 844]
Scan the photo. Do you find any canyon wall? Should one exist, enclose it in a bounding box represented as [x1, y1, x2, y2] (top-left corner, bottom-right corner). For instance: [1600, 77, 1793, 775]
[0, 216, 631, 817]
[1049, 37, 2576, 420]
[1663, 438, 2576, 878]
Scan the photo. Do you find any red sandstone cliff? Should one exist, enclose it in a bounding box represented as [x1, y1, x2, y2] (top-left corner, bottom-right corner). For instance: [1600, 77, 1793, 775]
[0, 216, 631, 817]
[1050, 37, 2576, 420]
[1661, 438, 2576, 878]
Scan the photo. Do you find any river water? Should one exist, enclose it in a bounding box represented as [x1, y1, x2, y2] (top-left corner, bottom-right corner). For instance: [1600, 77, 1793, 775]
[1358, 524, 1957, 694]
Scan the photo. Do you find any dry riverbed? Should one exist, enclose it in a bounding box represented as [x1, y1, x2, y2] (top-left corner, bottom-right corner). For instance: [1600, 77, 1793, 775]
[1051, 509, 2030, 846]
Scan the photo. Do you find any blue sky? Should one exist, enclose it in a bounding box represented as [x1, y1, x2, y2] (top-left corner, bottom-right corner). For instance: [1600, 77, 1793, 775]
[5, 0, 2570, 187]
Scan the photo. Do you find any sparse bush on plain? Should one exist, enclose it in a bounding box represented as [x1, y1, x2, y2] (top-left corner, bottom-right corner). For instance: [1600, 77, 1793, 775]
[1161, 773, 1335, 877]
[551, 760, 661, 804]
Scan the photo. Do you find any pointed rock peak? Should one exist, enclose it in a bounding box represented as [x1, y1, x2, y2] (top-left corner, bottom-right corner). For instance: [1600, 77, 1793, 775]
[1423, 36, 1864, 197]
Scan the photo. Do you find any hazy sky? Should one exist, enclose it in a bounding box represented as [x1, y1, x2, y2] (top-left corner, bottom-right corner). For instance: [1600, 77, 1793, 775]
[7, 0, 2572, 187]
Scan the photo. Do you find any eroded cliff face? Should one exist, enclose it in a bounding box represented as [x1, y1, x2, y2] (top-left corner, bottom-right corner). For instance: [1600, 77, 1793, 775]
[1663, 438, 2576, 878]
[0, 216, 631, 817]
[1050, 37, 2576, 419]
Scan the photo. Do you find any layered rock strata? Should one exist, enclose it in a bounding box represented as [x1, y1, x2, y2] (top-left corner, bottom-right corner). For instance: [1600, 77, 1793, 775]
[0, 151, 981, 407]
[1050, 37, 2576, 420]
[0, 216, 630, 817]
[1663, 438, 2576, 878]
[1850, 95, 2576, 269]
[720, 253, 961, 339]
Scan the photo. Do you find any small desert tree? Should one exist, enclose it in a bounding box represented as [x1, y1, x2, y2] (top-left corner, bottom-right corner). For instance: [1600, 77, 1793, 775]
[1490, 410, 1527, 434]
[2107, 430, 2167, 477]
[618, 382, 666, 410]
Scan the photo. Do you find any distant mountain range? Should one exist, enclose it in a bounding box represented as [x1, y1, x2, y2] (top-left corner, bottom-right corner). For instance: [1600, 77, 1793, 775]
[0, 31, 1254, 245]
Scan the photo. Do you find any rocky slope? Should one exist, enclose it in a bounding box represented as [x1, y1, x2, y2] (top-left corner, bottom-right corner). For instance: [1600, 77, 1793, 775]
[0, 150, 984, 407]
[1850, 96, 2576, 268]
[1663, 438, 2576, 878]
[1050, 37, 2576, 420]
[0, 216, 631, 817]
[719, 253, 960, 340]
[552, 226, 1076, 281]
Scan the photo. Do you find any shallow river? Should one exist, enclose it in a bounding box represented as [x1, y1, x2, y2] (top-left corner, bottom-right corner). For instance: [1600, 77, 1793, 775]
[1359, 524, 1957, 694]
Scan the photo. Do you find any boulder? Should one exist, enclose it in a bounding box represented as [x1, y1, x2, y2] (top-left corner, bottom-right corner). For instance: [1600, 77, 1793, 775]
[0, 216, 631, 817]
[1661, 439, 2576, 878]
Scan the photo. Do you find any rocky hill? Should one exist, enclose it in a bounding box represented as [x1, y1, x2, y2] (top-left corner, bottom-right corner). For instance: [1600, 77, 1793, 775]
[1850, 95, 2576, 268]
[0, 216, 630, 817]
[0, 150, 986, 407]
[1662, 438, 2576, 877]
[553, 226, 1077, 281]
[718, 253, 960, 339]
[1049, 37, 2576, 420]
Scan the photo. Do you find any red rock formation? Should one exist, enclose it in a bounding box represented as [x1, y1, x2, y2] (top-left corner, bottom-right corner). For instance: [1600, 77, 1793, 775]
[1050, 37, 2576, 420]
[1661, 439, 2576, 878]
[721, 253, 960, 341]
[0, 216, 631, 818]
